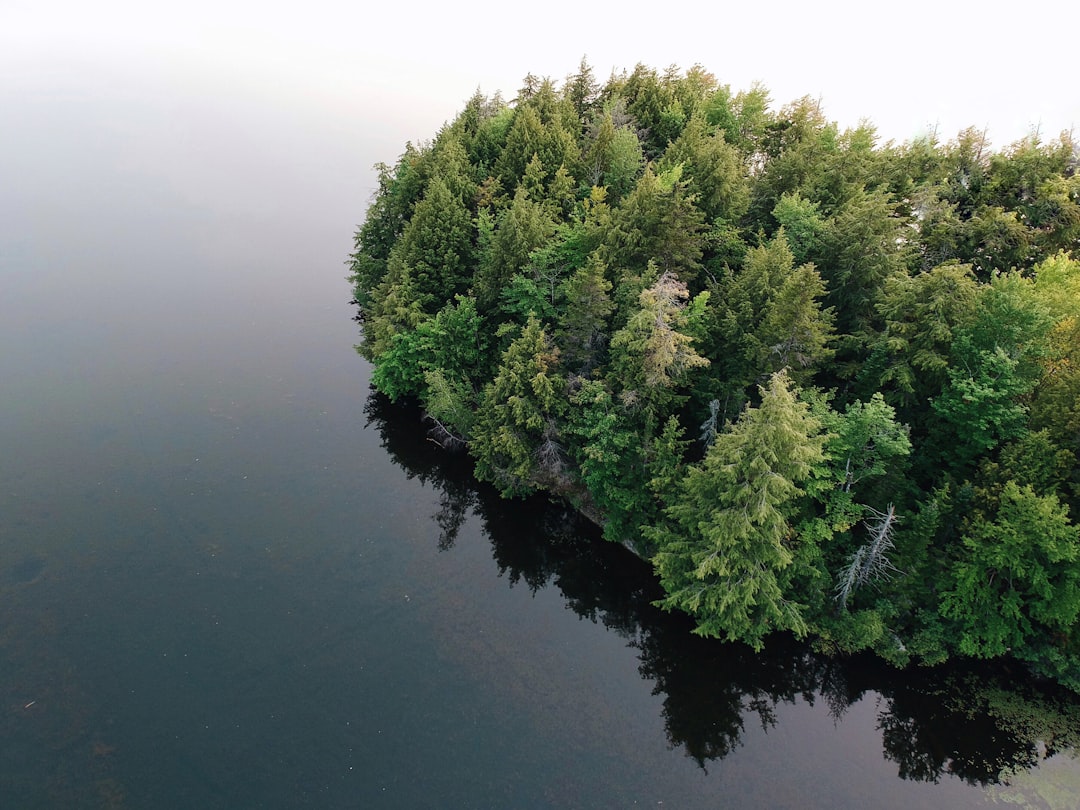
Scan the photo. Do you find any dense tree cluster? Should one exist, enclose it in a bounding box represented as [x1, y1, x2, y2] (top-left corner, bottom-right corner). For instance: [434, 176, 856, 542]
[349, 60, 1080, 689]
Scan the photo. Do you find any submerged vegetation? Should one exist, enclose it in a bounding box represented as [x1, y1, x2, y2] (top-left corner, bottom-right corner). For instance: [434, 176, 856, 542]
[349, 60, 1080, 690]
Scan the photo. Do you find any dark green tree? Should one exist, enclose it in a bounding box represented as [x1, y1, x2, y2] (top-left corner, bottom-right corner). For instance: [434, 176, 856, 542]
[473, 186, 555, 312]
[471, 316, 567, 496]
[555, 251, 614, 373]
[397, 175, 475, 311]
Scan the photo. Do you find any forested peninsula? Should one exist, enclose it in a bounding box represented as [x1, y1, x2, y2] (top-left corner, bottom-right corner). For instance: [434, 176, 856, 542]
[349, 61, 1080, 689]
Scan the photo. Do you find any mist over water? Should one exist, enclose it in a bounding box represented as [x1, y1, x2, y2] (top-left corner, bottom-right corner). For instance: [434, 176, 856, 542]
[1, 57, 1076, 808]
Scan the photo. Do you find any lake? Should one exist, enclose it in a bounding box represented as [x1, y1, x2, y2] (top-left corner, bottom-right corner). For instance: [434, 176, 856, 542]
[1, 57, 1078, 809]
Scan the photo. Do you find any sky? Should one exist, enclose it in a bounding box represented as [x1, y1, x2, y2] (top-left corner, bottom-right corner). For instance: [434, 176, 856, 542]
[3, 0, 1078, 197]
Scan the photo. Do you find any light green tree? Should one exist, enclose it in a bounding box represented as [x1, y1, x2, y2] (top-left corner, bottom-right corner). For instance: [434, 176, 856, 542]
[650, 371, 826, 648]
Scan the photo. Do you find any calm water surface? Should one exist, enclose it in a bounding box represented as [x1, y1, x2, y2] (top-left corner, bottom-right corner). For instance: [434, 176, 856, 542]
[2, 59, 1078, 808]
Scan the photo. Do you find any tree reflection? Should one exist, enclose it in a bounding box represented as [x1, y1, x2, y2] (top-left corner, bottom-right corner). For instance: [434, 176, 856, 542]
[363, 388, 1080, 785]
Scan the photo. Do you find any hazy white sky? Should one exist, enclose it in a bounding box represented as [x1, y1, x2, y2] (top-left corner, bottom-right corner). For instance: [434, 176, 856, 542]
[4, 0, 1078, 173]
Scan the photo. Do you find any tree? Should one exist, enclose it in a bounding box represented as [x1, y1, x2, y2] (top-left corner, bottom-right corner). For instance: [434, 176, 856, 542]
[941, 482, 1080, 659]
[816, 186, 911, 346]
[876, 262, 980, 407]
[659, 114, 749, 223]
[564, 379, 651, 543]
[369, 295, 486, 402]
[359, 251, 426, 361]
[348, 143, 431, 308]
[649, 371, 826, 648]
[694, 230, 800, 403]
[1030, 252, 1080, 510]
[607, 271, 709, 424]
[755, 261, 835, 383]
[702, 81, 771, 158]
[583, 110, 645, 200]
[555, 251, 613, 373]
[771, 191, 826, 265]
[473, 186, 555, 312]
[564, 56, 599, 133]
[471, 316, 566, 496]
[602, 165, 706, 283]
[397, 175, 475, 311]
[495, 98, 577, 194]
[928, 271, 1053, 471]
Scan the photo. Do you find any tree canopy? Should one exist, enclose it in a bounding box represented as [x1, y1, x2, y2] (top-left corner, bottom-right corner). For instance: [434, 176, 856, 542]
[349, 61, 1080, 690]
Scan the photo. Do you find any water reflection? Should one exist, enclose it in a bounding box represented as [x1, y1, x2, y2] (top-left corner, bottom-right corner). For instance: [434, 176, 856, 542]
[363, 388, 1080, 787]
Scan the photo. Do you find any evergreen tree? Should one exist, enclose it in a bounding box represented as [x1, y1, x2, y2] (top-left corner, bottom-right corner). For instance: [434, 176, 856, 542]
[349, 61, 1080, 689]
[565, 378, 652, 543]
[397, 175, 475, 311]
[650, 371, 826, 648]
[875, 262, 980, 409]
[659, 113, 749, 224]
[473, 186, 555, 312]
[756, 261, 835, 383]
[471, 316, 566, 496]
[607, 271, 709, 424]
[555, 251, 613, 373]
[603, 165, 706, 283]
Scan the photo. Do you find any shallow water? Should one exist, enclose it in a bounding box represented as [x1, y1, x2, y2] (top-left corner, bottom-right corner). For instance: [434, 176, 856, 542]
[1, 58, 1077, 808]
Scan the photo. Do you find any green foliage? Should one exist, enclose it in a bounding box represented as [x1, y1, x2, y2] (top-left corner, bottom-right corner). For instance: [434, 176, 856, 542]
[650, 371, 826, 649]
[348, 144, 430, 307]
[473, 186, 555, 311]
[555, 251, 613, 373]
[564, 379, 652, 543]
[397, 175, 475, 311]
[942, 482, 1080, 659]
[360, 252, 426, 360]
[583, 110, 645, 199]
[876, 262, 980, 405]
[756, 261, 835, 382]
[928, 270, 1053, 470]
[607, 272, 709, 423]
[352, 61, 1080, 691]
[369, 295, 486, 402]
[472, 316, 566, 497]
[601, 165, 706, 284]
[659, 114, 749, 223]
[423, 368, 477, 443]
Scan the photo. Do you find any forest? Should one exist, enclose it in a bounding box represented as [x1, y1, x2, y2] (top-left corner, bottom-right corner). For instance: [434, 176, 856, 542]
[348, 60, 1080, 690]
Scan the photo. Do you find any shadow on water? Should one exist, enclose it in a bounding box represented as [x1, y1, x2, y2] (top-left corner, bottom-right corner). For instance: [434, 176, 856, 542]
[363, 389, 1080, 788]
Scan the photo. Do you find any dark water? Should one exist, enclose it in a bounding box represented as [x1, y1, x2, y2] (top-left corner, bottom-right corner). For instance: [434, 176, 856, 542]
[2, 60, 1079, 809]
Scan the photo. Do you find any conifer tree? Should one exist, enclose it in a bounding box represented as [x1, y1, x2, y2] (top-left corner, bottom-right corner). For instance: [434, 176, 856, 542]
[397, 175, 475, 311]
[471, 316, 566, 496]
[650, 371, 826, 648]
[473, 186, 555, 312]
[607, 271, 709, 424]
[756, 261, 835, 382]
[556, 251, 614, 373]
